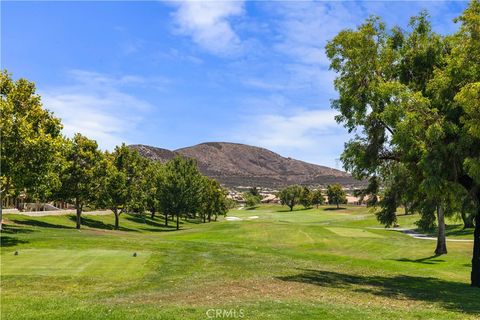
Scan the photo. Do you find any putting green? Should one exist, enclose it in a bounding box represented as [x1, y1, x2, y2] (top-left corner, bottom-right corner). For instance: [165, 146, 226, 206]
[1, 249, 151, 278]
[325, 227, 384, 238]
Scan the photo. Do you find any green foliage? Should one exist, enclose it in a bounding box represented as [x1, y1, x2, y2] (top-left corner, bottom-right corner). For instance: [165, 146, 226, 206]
[97, 153, 128, 229]
[299, 187, 313, 209]
[243, 192, 261, 208]
[143, 160, 164, 218]
[199, 177, 229, 222]
[326, 184, 347, 209]
[0, 70, 63, 205]
[278, 185, 303, 211]
[327, 1, 480, 284]
[157, 157, 203, 229]
[59, 133, 103, 229]
[311, 189, 325, 208]
[248, 186, 260, 197]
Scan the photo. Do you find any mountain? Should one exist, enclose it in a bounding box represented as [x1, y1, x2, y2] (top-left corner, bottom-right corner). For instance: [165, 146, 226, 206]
[129, 142, 363, 189]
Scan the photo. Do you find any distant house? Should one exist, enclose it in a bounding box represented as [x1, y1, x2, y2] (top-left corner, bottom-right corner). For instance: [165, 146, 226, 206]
[261, 194, 280, 204]
[346, 195, 362, 205]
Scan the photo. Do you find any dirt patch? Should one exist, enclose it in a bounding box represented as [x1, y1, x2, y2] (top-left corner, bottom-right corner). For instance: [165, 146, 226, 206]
[106, 277, 427, 311]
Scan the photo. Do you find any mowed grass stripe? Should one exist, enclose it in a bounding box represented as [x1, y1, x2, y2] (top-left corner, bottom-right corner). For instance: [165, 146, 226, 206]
[1, 249, 151, 278]
[325, 227, 384, 238]
[1, 205, 478, 319]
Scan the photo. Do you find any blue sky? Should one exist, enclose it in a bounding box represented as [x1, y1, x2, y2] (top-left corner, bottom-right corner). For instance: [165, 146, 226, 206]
[1, 1, 468, 168]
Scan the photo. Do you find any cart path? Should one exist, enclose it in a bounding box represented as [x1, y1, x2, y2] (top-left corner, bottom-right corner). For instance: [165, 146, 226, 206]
[369, 227, 473, 242]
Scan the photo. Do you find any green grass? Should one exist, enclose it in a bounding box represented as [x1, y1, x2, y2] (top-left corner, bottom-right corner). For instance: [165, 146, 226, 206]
[1, 205, 478, 319]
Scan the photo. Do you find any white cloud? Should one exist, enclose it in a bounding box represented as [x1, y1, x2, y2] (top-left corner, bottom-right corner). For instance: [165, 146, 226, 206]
[171, 0, 245, 56]
[230, 108, 350, 167]
[40, 70, 157, 150]
[238, 109, 339, 148]
[272, 2, 360, 67]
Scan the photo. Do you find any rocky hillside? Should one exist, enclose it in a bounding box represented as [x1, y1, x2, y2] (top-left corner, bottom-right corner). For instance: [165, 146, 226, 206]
[129, 142, 363, 188]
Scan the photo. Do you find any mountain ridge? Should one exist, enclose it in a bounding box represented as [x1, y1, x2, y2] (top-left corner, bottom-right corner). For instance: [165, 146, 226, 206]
[129, 142, 364, 188]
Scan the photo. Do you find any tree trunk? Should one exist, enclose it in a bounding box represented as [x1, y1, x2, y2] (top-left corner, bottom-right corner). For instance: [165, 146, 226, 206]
[176, 213, 179, 230]
[435, 205, 447, 255]
[336, 202, 339, 209]
[462, 211, 475, 229]
[208, 212, 211, 222]
[164, 212, 168, 227]
[76, 207, 82, 230]
[472, 211, 480, 287]
[75, 198, 82, 229]
[0, 193, 3, 231]
[114, 208, 119, 230]
[150, 209, 155, 219]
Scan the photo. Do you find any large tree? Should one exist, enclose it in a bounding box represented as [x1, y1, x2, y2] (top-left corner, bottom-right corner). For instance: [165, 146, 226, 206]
[311, 189, 325, 208]
[157, 157, 203, 230]
[59, 133, 103, 229]
[326, 184, 347, 209]
[278, 185, 303, 211]
[326, 1, 480, 286]
[111, 144, 148, 215]
[143, 160, 163, 219]
[200, 177, 229, 223]
[0, 71, 63, 228]
[299, 186, 313, 209]
[97, 152, 128, 230]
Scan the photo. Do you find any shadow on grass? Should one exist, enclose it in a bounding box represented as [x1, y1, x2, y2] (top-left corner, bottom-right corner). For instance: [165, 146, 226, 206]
[394, 254, 446, 265]
[324, 207, 347, 211]
[141, 228, 180, 233]
[0, 235, 29, 247]
[10, 219, 73, 229]
[277, 269, 480, 314]
[245, 206, 259, 210]
[125, 214, 179, 230]
[69, 216, 137, 232]
[277, 207, 311, 212]
[419, 224, 474, 238]
[1, 224, 34, 234]
[445, 224, 473, 237]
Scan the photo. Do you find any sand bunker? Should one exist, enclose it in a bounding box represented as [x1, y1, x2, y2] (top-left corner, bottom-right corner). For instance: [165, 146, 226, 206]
[225, 217, 242, 221]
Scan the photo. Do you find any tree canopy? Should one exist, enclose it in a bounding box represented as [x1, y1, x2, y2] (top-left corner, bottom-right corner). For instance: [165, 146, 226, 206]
[326, 184, 347, 209]
[326, 0, 480, 286]
[278, 185, 303, 211]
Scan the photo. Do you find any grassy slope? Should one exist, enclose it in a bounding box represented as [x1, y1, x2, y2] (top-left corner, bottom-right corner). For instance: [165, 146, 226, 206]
[1, 205, 478, 319]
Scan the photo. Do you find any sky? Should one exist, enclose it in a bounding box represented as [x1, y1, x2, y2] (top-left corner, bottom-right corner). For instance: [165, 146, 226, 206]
[1, 0, 469, 168]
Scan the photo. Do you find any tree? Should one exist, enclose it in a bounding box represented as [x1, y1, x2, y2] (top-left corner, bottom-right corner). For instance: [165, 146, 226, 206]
[299, 186, 312, 209]
[326, 184, 347, 209]
[97, 152, 128, 230]
[59, 134, 102, 229]
[0, 71, 63, 229]
[144, 160, 163, 219]
[112, 144, 148, 215]
[278, 185, 303, 211]
[96, 145, 147, 230]
[157, 157, 203, 230]
[311, 189, 325, 208]
[326, 1, 480, 285]
[200, 177, 229, 222]
[249, 186, 260, 197]
[243, 192, 261, 208]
